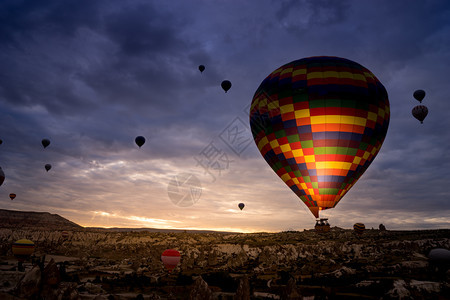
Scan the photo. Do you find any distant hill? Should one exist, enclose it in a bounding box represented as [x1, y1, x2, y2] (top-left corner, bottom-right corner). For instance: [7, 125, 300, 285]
[86, 227, 239, 234]
[0, 209, 83, 230]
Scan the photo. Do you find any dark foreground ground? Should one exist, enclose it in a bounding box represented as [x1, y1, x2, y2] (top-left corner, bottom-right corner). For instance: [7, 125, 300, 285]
[0, 227, 449, 299]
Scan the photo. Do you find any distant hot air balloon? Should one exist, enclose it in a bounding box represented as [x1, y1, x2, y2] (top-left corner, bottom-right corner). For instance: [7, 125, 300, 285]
[42, 139, 50, 148]
[12, 239, 35, 261]
[9, 193, 16, 201]
[0, 139, 2, 145]
[161, 249, 181, 272]
[412, 105, 428, 124]
[221, 80, 232, 93]
[249, 56, 390, 219]
[238, 203, 245, 210]
[0, 167, 4, 187]
[413, 90, 426, 103]
[353, 223, 365, 235]
[45, 164, 52, 172]
[135, 136, 146, 148]
[198, 65, 205, 73]
[61, 231, 69, 239]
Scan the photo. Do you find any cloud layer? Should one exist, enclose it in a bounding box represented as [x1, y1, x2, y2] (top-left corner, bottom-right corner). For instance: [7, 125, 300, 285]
[0, 0, 449, 232]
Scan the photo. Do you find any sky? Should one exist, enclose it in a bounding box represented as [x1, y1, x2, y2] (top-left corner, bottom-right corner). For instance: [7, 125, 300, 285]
[0, 0, 449, 232]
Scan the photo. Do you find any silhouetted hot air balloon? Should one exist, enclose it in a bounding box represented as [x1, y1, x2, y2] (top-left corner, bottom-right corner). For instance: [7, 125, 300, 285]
[135, 136, 146, 148]
[221, 80, 232, 93]
[413, 90, 425, 103]
[238, 203, 245, 210]
[0, 167, 4, 187]
[0, 139, 2, 145]
[12, 239, 35, 261]
[249, 56, 390, 219]
[9, 193, 16, 201]
[42, 139, 50, 148]
[198, 65, 205, 73]
[353, 223, 365, 235]
[45, 164, 52, 172]
[161, 249, 181, 272]
[412, 105, 428, 124]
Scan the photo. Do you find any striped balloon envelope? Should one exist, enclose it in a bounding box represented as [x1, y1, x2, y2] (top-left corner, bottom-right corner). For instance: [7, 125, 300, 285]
[161, 249, 181, 272]
[353, 223, 366, 235]
[12, 239, 35, 261]
[250, 56, 390, 218]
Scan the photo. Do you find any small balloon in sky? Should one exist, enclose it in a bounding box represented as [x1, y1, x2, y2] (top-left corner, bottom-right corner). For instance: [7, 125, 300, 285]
[413, 89, 426, 103]
[0, 167, 4, 187]
[238, 203, 245, 210]
[9, 193, 16, 201]
[41, 138, 50, 148]
[221, 80, 232, 93]
[45, 164, 52, 172]
[0, 139, 2, 145]
[161, 249, 181, 272]
[198, 65, 205, 73]
[135, 136, 146, 148]
[412, 105, 428, 124]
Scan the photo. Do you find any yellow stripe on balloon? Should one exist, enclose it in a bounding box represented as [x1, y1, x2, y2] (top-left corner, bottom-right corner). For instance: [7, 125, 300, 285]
[352, 157, 362, 164]
[292, 149, 304, 157]
[294, 109, 310, 119]
[315, 161, 352, 170]
[367, 112, 377, 121]
[280, 104, 294, 114]
[280, 144, 291, 153]
[293, 69, 307, 76]
[312, 115, 367, 126]
[304, 155, 315, 163]
[269, 140, 279, 148]
[307, 71, 367, 81]
[257, 137, 269, 151]
[281, 173, 291, 182]
[280, 68, 293, 76]
[268, 101, 279, 111]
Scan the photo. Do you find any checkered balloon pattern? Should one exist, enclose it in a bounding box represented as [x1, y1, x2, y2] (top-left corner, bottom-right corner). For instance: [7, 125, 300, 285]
[249, 56, 390, 218]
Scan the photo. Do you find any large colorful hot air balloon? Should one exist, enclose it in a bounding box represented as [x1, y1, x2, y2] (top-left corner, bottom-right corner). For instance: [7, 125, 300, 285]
[12, 239, 35, 261]
[161, 249, 181, 272]
[0, 167, 4, 187]
[249, 56, 390, 219]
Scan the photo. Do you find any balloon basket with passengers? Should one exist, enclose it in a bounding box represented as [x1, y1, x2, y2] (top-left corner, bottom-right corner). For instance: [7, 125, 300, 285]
[249, 56, 390, 229]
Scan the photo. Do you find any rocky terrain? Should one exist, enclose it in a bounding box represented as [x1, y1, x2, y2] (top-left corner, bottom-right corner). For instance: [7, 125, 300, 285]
[0, 210, 448, 299]
[0, 226, 449, 299]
